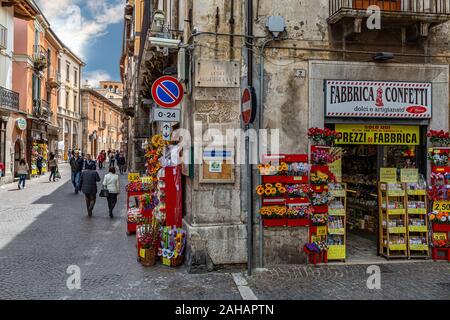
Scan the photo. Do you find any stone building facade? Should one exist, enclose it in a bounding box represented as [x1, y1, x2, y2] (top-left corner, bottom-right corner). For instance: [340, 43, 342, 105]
[122, 0, 450, 268]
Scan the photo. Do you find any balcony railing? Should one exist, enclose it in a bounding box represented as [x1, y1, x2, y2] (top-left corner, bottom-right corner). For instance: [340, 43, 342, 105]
[33, 99, 52, 120]
[329, 0, 450, 18]
[0, 86, 19, 111]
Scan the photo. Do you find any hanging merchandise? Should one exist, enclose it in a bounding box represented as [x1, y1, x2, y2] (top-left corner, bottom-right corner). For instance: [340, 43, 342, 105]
[158, 226, 187, 267]
[31, 142, 48, 175]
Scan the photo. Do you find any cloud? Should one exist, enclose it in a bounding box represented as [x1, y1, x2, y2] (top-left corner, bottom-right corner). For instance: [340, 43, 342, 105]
[83, 70, 112, 88]
[35, 0, 124, 59]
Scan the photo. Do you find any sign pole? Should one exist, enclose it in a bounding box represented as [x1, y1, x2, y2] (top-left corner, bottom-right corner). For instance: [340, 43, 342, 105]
[245, 124, 253, 276]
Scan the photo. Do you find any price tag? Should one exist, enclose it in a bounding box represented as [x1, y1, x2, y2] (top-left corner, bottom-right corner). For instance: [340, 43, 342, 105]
[128, 173, 141, 182]
[433, 201, 450, 212]
[433, 233, 448, 241]
[141, 176, 153, 184]
[316, 226, 327, 236]
[139, 249, 146, 258]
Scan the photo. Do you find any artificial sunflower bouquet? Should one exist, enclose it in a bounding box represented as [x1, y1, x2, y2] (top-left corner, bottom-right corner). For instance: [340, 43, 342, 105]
[310, 171, 335, 185]
[259, 206, 287, 218]
[257, 162, 288, 176]
[256, 183, 287, 197]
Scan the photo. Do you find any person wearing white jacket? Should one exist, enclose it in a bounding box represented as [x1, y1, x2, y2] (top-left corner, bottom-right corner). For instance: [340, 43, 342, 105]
[102, 167, 120, 218]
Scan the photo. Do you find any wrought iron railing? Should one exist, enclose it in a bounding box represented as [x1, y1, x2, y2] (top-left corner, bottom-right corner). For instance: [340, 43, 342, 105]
[330, 0, 450, 16]
[0, 86, 19, 111]
[33, 99, 52, 119]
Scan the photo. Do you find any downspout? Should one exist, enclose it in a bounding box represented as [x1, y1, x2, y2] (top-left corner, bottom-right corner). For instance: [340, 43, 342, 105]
[258, 38, 273, 269]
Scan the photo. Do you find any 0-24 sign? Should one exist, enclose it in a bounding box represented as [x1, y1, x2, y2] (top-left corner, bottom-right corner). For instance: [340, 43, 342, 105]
[153, 107, 180, 122]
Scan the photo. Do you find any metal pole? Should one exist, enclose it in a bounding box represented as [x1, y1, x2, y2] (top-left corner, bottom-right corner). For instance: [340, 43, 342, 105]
[246, 124, 252, 276]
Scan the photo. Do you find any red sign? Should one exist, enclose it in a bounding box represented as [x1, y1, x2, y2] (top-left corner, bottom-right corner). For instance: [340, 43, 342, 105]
[241, 87, 256, 125]
[151, 76, 184, 108]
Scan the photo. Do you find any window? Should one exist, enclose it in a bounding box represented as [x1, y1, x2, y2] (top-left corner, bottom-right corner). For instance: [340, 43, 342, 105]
[74, 69, 78, 86]
[73, 94, 77, 111]
[0, 25, 7, 49]
[93, 108, 96, 121]
[57, 89, 60, 106]
[65, 91, 69, 109]
[32, 74, 41, 100]
[66, 63, 70, 82]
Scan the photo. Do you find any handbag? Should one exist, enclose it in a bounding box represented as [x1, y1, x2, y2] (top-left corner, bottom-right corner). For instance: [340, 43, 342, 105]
[99, 187, 109, 198]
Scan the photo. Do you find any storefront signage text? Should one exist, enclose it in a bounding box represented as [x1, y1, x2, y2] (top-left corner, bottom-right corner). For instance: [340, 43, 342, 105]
[400, 169, 419, 183]
[335, 125, 420, 145]
[325, 80, 432, 119]
[380, 168, 398, 183]
[16, 118, 27, 131]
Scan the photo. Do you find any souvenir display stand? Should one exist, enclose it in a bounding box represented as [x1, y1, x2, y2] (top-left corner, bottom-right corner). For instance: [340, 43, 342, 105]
[258, 154, 311, 228]
[379, 182, 408, 259]
[126, 191, 145, 235]
[406, 182, 429, 258]
[154, 166, 183, 228]
[328, 183, 347, 261]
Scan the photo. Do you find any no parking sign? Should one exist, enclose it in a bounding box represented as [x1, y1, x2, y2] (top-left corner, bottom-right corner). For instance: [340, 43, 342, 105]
[151, 76, 184, 109]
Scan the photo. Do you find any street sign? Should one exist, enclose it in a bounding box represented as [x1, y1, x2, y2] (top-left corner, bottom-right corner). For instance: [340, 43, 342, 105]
[162, 122, 172, 141]
[151, 76, 184, 108]
[153, 107, 180, 122]
[241, 86, 256, 125]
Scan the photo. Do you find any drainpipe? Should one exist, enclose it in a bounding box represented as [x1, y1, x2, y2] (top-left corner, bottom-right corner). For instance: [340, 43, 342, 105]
[258, 38, 273, 269]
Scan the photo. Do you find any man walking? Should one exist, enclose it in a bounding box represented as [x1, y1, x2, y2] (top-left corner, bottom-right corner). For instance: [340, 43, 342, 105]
[79, 165, 101, 217]
[69, 151, 84, 194]
[117, 152, 126, 175]
[84, 154, 97, 170]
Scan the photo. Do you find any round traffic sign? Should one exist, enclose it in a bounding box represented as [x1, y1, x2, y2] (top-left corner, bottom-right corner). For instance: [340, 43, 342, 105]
[151, 76, 184, 108]
[241, 87, 256, 125]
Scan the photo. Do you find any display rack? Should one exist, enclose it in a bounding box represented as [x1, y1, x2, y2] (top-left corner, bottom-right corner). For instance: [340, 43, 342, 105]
[156, 166, 183, 227]
[379, 182, 408, 259]
[260, 154, 310, 228]
[406, 183, 429, 258]
[327, 183, 347, 261]
[126, 190, 146, 235]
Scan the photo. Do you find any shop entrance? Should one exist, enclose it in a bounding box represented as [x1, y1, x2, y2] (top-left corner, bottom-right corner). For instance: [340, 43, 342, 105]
[330, 124, 425, 262]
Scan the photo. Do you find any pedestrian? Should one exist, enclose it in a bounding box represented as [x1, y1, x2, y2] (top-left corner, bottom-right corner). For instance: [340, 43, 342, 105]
[48, 153, 58, 182]
[84, 154, 97, 170]
[117, 153, 126, 175]
[102, 167, 120, 218]
[68, 148, 72, 162]
[109, 152, 116, 168]
[36, 153, 43, 176]
[69, 150, 84, 194]
[97, 151, 104, 169]
[17, 159, 29, 190]
[79, 164, 101, 217]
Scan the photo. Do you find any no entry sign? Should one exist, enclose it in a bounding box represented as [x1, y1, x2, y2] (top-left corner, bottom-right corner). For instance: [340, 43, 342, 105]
[241, 86, 256, 125]
[151, 76, 184, 108]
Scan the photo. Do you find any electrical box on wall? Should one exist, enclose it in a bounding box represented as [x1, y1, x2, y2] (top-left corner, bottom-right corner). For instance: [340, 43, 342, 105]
[178, 47, 188, 83]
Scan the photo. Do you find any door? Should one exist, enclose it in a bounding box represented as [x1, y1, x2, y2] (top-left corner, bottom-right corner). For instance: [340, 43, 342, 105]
[14, 140, 22, 177]
[354, 0, 402, 11]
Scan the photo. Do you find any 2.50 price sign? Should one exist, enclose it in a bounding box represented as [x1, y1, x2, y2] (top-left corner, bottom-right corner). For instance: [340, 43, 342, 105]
[433, 201, 450, 212]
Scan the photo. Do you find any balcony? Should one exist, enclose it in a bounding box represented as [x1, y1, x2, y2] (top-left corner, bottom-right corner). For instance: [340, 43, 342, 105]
[98, 121, 106, 130]
[328, 0, 450, 36]
[33, 45, 47, 72]
[33, 99, 52, 121]
[0, 86, 19, 112]
[47, 68, 61, 89]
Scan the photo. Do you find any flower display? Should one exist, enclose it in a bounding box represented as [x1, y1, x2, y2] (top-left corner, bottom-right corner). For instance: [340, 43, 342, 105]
[311, 192, 333, 206]
[145, 134, 168, 180]
[311, 214, 328, 226]
[427, 150, 449, 166]
[427, 130, 450, 146]
[308, 127, 341, 146]
[286, 205, 314, 218]
[286, 184, 313, 197]
[311, 148, 342, 165]
[432, 239, 450, 248]
[259, 206, 287, 218]
[311, 171, 335, 185]
[257, 162, 288, 175]
[140, 193, 159, 211]
[126, 182, 153, 192]
[256, 183, 287, 197]
[137, 220, 161, 250]
[428, 211, 450, 224]
[158, 226, 187, 261]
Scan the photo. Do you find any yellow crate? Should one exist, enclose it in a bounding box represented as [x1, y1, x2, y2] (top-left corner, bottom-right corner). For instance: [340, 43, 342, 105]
[407, 190, 426, 196]
[389, 244, 407, 251]
[328, 208, 346, 216]
[407, 208, 427, 214]
[387, 209, 406, 215]
[409, 244, 429, 251]
[389, 227, 406, 234]
[327, 245, 346, 260]
[408, 226, 428, 232]
[328, 228, 345, 235]
[387, 190, 406, 197]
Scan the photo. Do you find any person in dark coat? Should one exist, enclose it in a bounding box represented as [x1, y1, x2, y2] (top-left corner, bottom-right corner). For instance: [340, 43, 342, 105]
[69, 151, 84, 194]
[79, 165, 101, 217]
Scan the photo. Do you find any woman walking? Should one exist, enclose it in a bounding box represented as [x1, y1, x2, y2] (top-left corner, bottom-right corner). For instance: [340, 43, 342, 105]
[17, 159, 29, 190]
[48, 153, 58, 182]
[102, 167, 120, 218]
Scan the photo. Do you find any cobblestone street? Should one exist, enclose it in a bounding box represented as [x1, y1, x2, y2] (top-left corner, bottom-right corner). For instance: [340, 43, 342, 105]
[0, 164, 449, 300]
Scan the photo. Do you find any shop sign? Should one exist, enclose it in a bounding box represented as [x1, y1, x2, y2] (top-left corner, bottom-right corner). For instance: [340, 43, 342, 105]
[16, 118, 27, 131]
[400, 169, 419, 183]
[195, 60, 240, 88]
[335, 124, 420, 145]
[380, 168, 398, 183]
[325, 80, 432, 119]
[432, 201, 450, 212]
[209, 161, 222, 173]
[128, 173, 141, 182]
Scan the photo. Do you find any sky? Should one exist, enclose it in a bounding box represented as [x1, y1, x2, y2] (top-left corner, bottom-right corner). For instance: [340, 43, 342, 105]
[35, 0, 124, 88]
